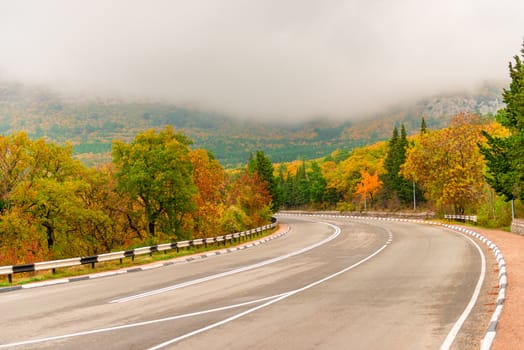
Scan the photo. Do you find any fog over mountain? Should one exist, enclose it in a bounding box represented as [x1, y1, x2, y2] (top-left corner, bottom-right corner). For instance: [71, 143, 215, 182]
[0, 1, 522, 121]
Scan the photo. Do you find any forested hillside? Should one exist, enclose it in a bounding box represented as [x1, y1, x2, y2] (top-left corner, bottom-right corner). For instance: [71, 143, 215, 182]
[0, 81, 504, 167]
[0, 127, 276, 266]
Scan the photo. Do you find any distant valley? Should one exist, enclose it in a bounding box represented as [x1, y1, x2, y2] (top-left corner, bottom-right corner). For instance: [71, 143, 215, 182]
[0, 81, 505, 167]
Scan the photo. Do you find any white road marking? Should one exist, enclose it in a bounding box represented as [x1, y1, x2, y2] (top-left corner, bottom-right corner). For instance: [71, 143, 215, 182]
[439, 232, 486, 350]
[0, 222, 390, 349]
[0, 294, 289, 349]
[110, 223, 341, 303]
[147, 229, 392, 350]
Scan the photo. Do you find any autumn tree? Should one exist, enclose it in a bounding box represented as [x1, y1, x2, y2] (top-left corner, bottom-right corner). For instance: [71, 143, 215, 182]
[325, 142, 386, 208]
[480, 39, 524, 201]
[2, 136, 91, 255]
[401, 113, 486, 214]
[0, 133, 124, 261]
[223, 170, 272, 232]
[112, 126, 197, 240]
[77, 165, 138, 254]
[190, 149, 226, 238]
[355, 170, 383, 209]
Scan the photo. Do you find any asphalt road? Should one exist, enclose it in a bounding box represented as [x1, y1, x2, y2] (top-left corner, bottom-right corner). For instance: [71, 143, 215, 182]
[0, 216, 486, 349]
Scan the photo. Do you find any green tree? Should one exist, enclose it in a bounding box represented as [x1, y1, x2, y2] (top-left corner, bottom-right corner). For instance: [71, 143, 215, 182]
[381, 124, 418, 207]
[112, 126, 197, 239]
[308, 161, 327, 204]
[294, 162, 310, 206]
[420, 117, 428, 134]
[480, 40, 524, 201]
[248, 150, 281, 211]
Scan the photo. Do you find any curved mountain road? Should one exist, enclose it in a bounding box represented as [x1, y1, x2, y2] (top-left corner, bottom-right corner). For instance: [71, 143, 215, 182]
[0, 215, 489, 349]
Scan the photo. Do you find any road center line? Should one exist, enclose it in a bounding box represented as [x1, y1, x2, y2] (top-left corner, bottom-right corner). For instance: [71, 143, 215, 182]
[146, 227, 392, 350]
[0, 293, 289, 349]
[0, 222, 391, 349]
[110, 222, 341, 303]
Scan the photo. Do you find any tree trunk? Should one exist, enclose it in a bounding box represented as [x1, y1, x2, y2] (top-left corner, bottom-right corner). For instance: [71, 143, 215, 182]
[148, 221, 155, 236]
[43, 223, 54, 249]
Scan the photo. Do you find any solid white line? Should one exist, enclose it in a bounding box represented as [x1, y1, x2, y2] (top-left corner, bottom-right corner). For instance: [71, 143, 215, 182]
[0, 222, 386, 349]
[110, 223, 341, 303]
[439, 232, 486, 350]
[0, 293, 289, 349]
[146, 230, 393, 350]
[146, 292, 294, 350]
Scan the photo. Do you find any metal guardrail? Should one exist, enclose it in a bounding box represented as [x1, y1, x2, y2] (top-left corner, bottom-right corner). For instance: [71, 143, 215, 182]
[0, 218, 278, 284]
[444, 214, 478, 223]
[511, 218, 524, 235]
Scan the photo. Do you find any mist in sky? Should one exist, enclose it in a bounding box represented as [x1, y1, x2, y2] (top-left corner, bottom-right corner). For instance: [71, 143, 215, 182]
[0, 0, 522, 120]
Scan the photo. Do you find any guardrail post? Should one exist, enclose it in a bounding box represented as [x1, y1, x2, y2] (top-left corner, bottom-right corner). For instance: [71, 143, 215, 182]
[91, 262, 95, 269]
[8, 274, 12, 284]
[52, 268, 56, 275]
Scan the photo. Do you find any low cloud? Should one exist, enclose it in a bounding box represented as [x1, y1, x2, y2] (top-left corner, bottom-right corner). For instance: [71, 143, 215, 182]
[0, 0, 522, 120]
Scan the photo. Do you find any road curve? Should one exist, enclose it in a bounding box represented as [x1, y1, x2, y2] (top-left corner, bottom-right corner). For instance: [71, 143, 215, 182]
[0, 216, 485, 349]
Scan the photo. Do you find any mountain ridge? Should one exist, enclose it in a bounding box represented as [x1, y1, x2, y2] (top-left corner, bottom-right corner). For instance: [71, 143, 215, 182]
[0, 80, 505, 167]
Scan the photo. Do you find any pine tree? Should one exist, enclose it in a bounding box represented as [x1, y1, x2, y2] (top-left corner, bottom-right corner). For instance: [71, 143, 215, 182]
[294, 162, 310, 206]
[248, 150, 281, 211]
[382, 124, 420, 207]
[381, 124, 422, 205]
[420, 117, 428, 134]
[481, 39, 524, 201]
[308, 161, 327, 204]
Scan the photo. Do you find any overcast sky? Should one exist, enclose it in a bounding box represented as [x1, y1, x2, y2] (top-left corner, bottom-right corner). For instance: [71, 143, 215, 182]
[0, 0, 523, 120]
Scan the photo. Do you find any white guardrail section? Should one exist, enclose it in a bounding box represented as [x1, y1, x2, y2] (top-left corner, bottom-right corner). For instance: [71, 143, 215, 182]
[276, 212, 505, 350]
[511, 218, 524, 235]
[444, 214, 478, 223]
[0, 219, 278, 283]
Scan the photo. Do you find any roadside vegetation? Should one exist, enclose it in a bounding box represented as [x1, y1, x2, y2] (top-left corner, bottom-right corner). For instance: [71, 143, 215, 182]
[0, 127, 276, 266]
[1, 41, 523, 269]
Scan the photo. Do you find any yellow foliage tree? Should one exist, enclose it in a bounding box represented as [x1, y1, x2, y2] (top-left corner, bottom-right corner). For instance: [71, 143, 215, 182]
[401, 113, 488, 214]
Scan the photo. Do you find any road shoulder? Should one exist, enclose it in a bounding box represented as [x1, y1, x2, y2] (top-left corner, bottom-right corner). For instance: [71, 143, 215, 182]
[462, 226, 524, 350]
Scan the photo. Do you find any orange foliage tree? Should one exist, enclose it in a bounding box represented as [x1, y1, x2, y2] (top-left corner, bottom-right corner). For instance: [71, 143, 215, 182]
[354, 170, 383, 209]
[190, 149, 226, 238]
